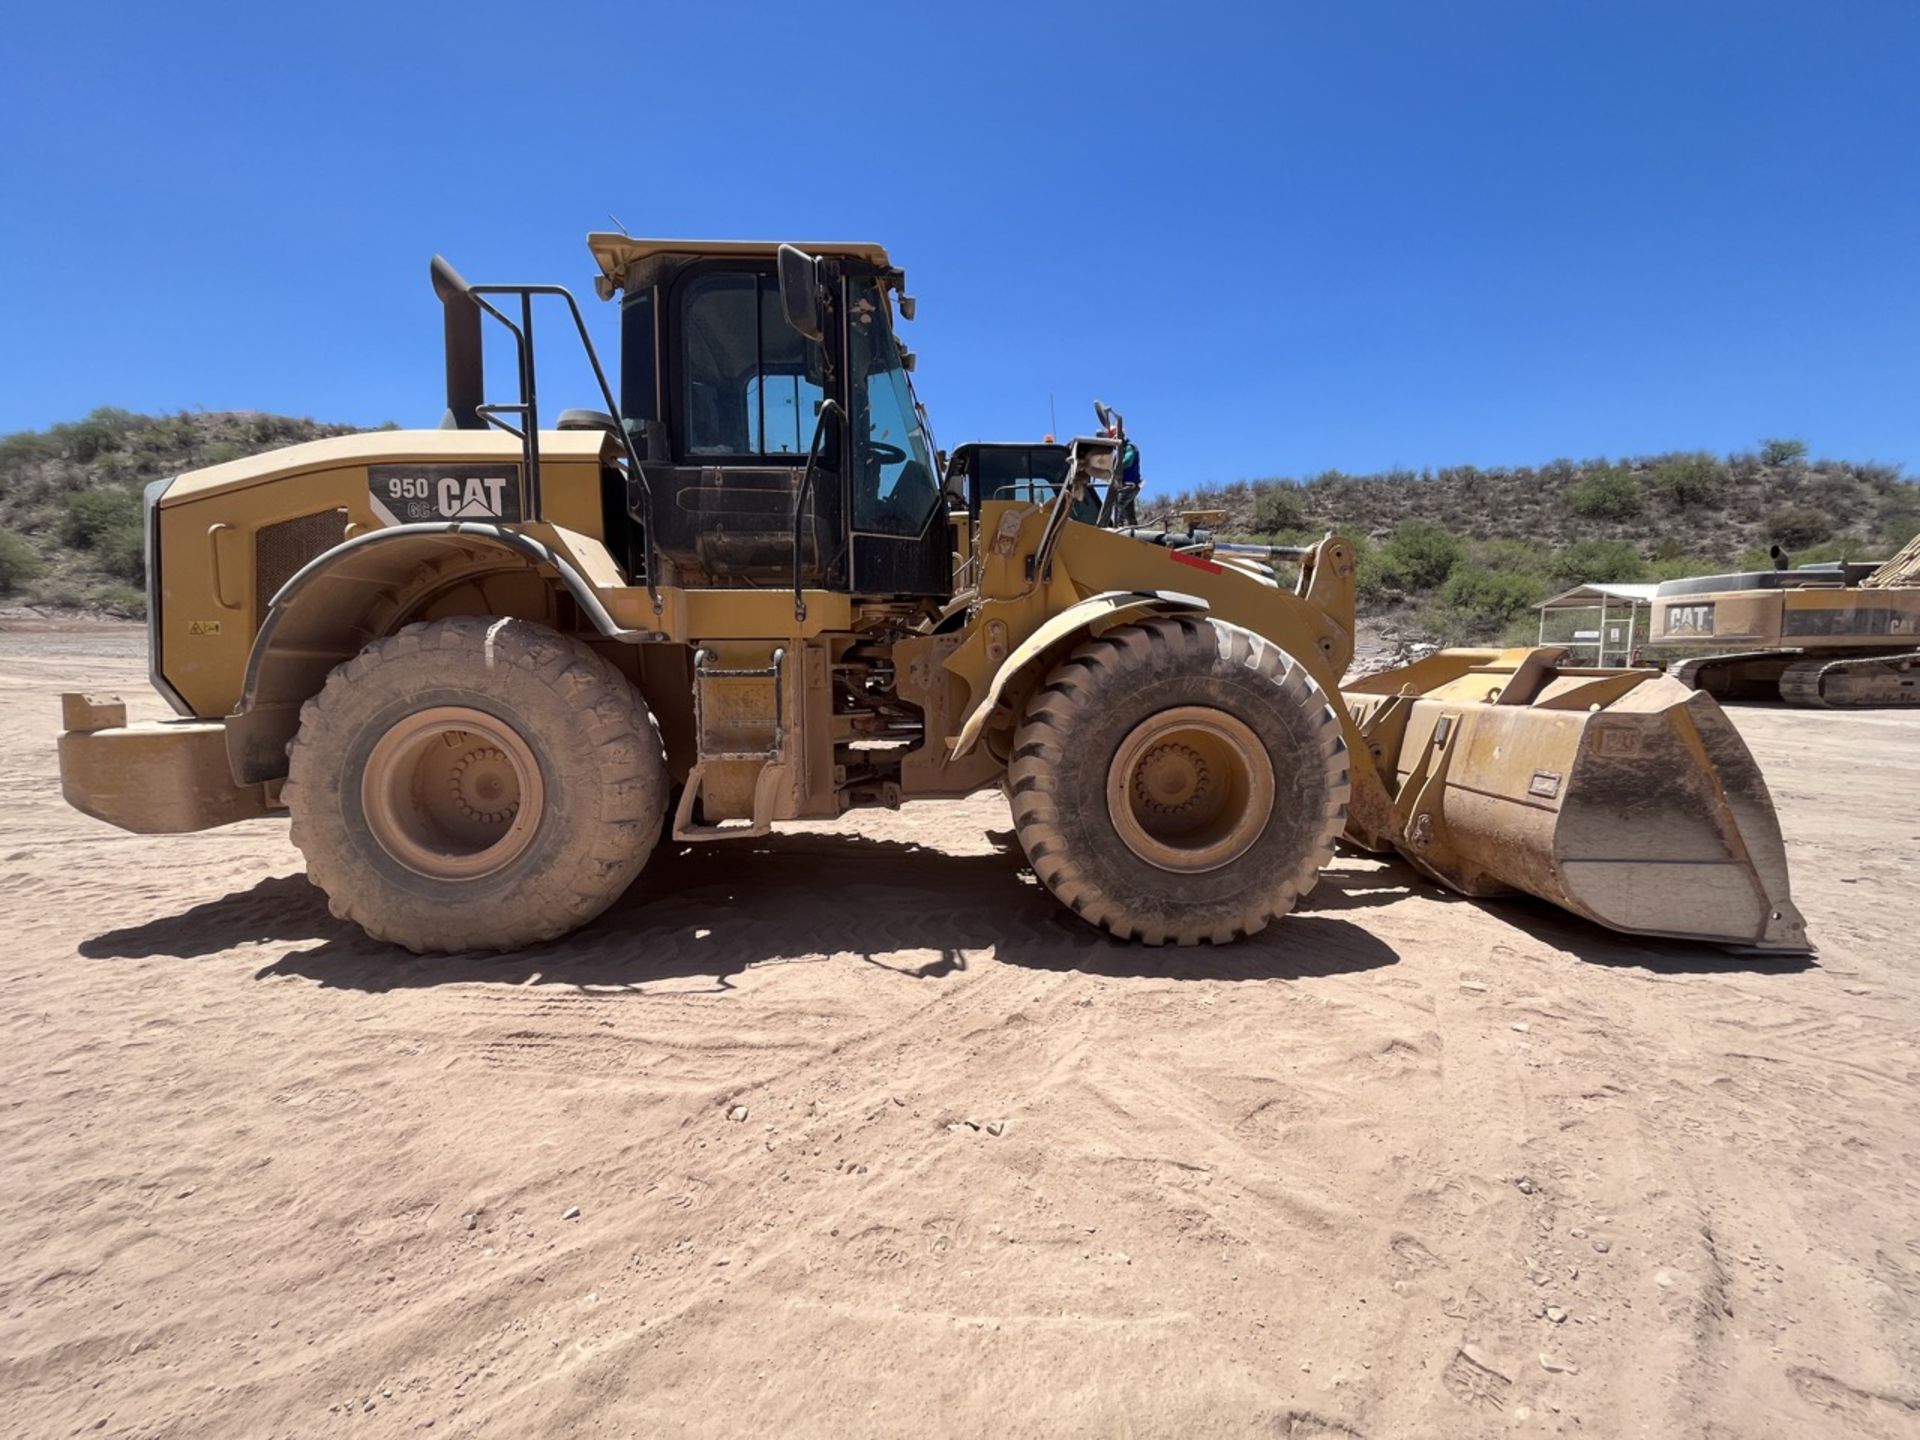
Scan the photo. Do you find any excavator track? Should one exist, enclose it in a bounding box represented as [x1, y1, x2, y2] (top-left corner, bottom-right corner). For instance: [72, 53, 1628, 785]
[1778, 651, 1920, 708]
[1669, 651, 1795, 702]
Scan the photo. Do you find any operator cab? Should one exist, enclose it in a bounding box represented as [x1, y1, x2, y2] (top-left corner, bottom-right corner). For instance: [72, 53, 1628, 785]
[946, 441, 1103, 524]
[588, 236, 946, 599]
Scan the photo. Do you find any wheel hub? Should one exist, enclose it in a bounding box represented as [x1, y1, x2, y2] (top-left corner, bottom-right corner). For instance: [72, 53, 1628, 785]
[1106, 706, 1276, 874]
[448, 746, 520, 825]
[361, 707, 544, 881]
[1132, 742, 1213, 815]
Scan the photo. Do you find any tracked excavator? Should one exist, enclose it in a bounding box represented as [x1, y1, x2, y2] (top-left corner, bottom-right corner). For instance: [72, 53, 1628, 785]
[1650, 536, 1920, 707]
[53, 236, 1810, 956]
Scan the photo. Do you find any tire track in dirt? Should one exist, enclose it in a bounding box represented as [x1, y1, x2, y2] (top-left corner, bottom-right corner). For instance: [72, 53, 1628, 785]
[5, 645, 1919, 1437]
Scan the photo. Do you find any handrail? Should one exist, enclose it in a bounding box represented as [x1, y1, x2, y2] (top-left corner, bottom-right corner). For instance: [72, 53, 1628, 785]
[432, 256, 663, 618]
[790, 399, 845, 622]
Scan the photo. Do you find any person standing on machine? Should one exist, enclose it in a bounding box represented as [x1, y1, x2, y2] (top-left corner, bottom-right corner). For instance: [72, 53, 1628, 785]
[1094, 400, 1143, 527]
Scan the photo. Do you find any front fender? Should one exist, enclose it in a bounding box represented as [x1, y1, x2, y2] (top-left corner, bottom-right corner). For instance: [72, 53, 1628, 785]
[950, 589, 1208, 758]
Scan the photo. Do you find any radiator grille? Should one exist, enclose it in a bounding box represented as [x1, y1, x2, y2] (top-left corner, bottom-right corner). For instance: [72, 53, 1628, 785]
[256, 510, 348, 613]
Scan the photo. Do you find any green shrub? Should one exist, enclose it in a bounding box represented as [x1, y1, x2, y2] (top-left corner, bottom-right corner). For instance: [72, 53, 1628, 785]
[92, 584, 147, 618]
[1415, 568, 1550, 645]
[1878, 490, 1920, 548]
[0, 430, 60, 472]
[93, 521, 147, 585]
[1349, 535, 1390, 605]
[202, 441, 247, 466]
[1650, 452, 1726, 509]
[1548, 539, 1648, 587]
[144, 414, 199, 454]
[1502, 614, 1544, 646]
[50, 406, 140, 463]
[247, 415, 291, 447]
[1774, 539, 1877, 568]
[1376, 521, 1465, 593]
[1761, 437, 1808, 466]
[1567, 468, 1644, 520]
[24, 578, 88, 609]
[1252, 485, 1306, 533]
[1249, 526, 1319, 549]
[1855, 462, 1903, 489]
[1469, 537, 1553, 576]
[1648, 554, 1719, 581]
[93, 452, 143, 482]
[1765, 505, 1831, 549]
[0, 530, 42, 591]
[1438, 562, 1548, 629]
[1410, 600, 1477, 646]
[59, 488, 142, 549]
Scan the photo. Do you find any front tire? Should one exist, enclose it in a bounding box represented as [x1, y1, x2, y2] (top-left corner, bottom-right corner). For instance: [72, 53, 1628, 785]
[1008, 616, 1349, 945]
[283, 616, 669, 953]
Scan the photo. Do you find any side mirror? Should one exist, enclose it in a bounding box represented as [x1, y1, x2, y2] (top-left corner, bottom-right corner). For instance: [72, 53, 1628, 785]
[897, 294, 917, 321]
[777, 243, 823, 342]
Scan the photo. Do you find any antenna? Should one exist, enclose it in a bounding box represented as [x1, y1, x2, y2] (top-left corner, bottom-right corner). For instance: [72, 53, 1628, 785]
[1049, 393, 1058, 442]
[607, 212, 631, 237]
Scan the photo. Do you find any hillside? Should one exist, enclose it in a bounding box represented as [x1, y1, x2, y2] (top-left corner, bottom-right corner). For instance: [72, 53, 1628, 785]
[1155, 444, 1914, 554]
[1155, 443, 1919, 643]
[0, 408, 366, 615]
[1, 411, 1914, 644]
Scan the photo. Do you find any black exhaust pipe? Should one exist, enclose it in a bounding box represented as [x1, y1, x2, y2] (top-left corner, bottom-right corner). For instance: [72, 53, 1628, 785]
[430, 255, 485, 430]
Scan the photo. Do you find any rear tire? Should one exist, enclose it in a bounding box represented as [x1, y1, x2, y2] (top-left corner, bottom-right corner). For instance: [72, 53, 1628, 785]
[284, 616, 669, 953]
[1008, 615, 1349, 945]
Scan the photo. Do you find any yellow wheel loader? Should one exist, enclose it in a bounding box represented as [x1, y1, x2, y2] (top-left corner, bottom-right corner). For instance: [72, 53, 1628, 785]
[55, 237, 1809, 955]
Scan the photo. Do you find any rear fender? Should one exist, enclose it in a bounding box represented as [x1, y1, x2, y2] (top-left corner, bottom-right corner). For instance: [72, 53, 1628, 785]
[226, 522, 642, 785]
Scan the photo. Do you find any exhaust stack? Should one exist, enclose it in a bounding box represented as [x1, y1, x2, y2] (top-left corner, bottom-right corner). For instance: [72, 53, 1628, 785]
[430, 254, 485, 431]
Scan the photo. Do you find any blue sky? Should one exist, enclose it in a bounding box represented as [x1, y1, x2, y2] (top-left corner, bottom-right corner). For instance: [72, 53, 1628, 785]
[2, 1, 1914, 495]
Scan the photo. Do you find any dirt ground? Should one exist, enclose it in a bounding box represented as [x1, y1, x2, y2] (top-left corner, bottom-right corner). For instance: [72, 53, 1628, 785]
[2, 624, 1917, 1439]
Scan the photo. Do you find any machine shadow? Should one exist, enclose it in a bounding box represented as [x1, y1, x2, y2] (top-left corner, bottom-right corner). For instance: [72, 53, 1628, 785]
[1472, 895, 1820, 976]
[81, 831, 1403, 992]
[1304, 846, 1818, 976]
[80, 873, 355, 961]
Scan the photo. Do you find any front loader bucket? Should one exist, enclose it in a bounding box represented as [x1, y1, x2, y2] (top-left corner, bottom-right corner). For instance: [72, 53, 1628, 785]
[1342, 649, 1810, 952]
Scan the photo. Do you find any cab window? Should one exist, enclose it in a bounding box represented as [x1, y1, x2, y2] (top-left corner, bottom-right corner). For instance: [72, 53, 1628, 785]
[678, 272, 821, 458]
[846, 283, 938, 534]
[978, 446, 1068, 504]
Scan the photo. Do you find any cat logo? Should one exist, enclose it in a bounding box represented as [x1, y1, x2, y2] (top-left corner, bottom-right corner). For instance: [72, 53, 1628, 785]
[1664, 602, 1716, 637]
[367, 463, 522, 526]
[186, 619, 223, 636]
[1588, 726, 1642, 757]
